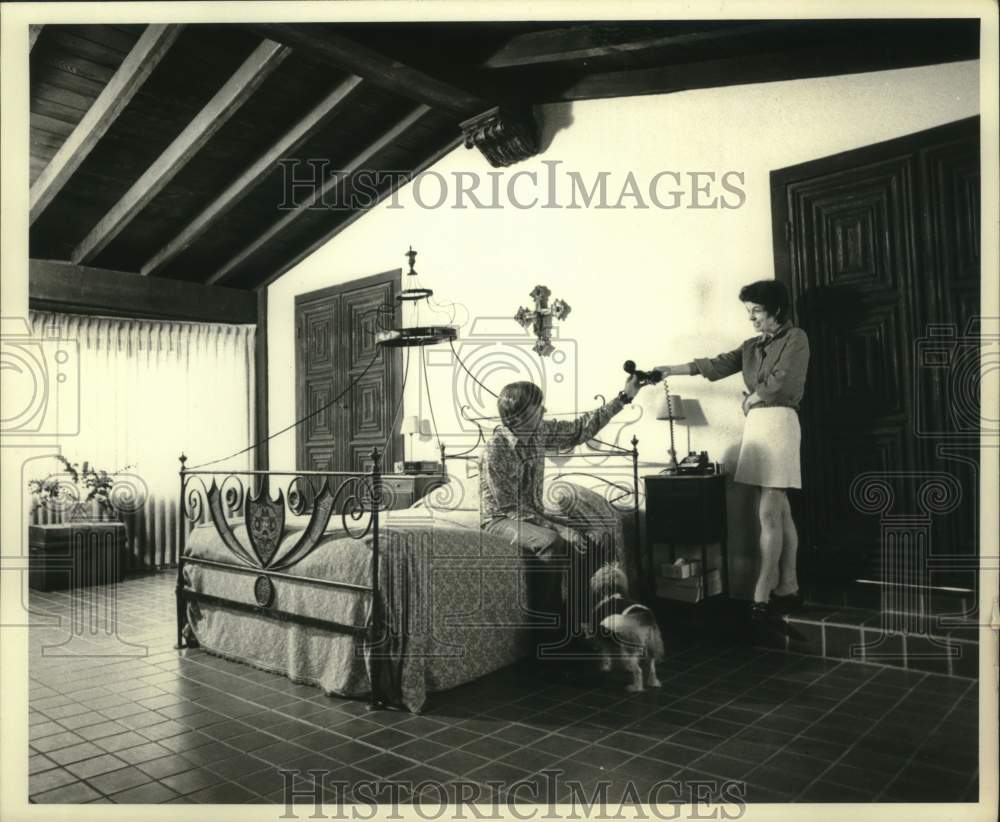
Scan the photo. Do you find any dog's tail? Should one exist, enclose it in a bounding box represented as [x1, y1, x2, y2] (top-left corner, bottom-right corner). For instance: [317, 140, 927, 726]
[624, 605, 665, 660]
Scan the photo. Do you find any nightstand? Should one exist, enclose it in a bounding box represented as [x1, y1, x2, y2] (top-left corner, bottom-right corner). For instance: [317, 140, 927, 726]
[380, 474, 448, 510]
[643, 473, 729, 603]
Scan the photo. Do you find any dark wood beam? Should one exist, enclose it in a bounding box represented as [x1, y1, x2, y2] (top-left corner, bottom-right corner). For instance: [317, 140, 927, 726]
[245, 23, 486, 115]
[552, 29, 979, 102]
[30, 258, 257, 324]
[72, 39, 291, 266]
[254, 130, 462, 290]
[254, 290, 269, 471]
[141, 74, 364, 277]
[29, 24, 183, 224]
[483, 22, 801, 68]
[208, 104, 435, 287]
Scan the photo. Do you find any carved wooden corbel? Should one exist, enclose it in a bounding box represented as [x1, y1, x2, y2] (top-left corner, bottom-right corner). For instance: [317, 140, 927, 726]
[460, 105, 540, 168]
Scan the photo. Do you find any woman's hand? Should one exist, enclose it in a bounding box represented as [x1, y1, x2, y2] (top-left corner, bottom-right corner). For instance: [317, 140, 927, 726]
[655, 364, 687, 377]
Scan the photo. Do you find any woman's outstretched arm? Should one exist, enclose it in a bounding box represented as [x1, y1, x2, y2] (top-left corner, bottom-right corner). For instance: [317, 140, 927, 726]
[657, 345, 743, 380]
[654, 362, 699, 377]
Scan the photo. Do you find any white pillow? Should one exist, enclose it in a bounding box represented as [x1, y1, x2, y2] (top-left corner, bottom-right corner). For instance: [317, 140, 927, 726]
[410, 470, 479, 513]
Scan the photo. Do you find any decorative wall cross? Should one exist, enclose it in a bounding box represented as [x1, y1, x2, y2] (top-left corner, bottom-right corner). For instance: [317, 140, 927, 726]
[515, 285, 571, 357]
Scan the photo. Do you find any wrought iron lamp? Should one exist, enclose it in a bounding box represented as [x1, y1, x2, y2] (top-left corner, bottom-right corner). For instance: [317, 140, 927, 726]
[375, 247, 457, 348]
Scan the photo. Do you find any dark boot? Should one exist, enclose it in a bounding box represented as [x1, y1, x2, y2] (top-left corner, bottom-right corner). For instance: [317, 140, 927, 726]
[770, 590, 803, 614]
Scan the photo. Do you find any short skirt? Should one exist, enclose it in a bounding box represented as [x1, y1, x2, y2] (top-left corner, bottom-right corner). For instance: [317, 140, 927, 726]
[734, 406, 801, 489]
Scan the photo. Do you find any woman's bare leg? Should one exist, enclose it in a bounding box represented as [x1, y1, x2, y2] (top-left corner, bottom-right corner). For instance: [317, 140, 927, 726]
[753, 488, 785, 603]
[775, 494, 799, 595]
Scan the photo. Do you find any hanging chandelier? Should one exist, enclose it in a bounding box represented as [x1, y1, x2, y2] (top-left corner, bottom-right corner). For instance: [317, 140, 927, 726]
[375, 247, 458, 348]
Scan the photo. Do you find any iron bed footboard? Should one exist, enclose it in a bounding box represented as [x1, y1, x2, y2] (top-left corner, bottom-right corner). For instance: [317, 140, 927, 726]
[176, 450, 389, 710]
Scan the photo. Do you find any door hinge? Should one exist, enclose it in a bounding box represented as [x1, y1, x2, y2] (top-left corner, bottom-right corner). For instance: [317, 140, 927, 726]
[785, 220, 794, 242]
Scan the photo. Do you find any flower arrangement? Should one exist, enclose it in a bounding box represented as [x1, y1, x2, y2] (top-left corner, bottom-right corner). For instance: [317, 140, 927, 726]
[28, 455, 131, 518]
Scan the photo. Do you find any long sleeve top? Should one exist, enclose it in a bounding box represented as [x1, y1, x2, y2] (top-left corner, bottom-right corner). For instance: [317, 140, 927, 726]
[480, 397, 625, 526]
[689, 321, 810, 410]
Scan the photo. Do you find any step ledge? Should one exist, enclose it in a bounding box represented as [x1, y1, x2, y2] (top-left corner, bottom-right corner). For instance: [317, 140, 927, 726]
[754, 643, 979, 682]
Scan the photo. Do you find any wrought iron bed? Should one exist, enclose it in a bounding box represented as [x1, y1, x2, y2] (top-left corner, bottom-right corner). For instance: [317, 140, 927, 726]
[175, 424, 645, 711]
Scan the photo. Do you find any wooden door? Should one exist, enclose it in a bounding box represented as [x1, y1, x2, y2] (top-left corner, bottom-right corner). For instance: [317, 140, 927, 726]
[297, 294, 340, 473]
[342, 277, 401, 473]
[771, 117, 980, 584]
[295, 269, 402, 476]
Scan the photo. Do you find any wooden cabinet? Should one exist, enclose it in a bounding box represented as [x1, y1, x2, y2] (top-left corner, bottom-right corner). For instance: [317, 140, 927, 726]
[29, 522, 127, 591]
[643, 473, 729, 603]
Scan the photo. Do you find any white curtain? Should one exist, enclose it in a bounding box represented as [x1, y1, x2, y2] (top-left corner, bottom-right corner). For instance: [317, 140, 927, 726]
[29, 310, 255, 567]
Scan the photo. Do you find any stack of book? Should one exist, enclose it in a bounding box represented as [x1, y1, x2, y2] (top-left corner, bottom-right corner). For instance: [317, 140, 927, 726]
[656, 559, 721, 603]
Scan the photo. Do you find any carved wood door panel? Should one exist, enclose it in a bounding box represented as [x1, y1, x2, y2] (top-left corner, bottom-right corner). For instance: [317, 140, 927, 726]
[295, 270, 402, 479]
[297, 296, 340, 474]
[916, 129, 981, 576]
[772, 117, 980, 584]
[341, 278, 401, 473]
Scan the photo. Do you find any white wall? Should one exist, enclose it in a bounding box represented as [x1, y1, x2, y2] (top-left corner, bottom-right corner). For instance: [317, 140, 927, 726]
[267, 60, 979, 597]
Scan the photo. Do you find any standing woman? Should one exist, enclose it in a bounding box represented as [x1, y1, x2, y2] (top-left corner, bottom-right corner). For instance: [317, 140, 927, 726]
[657, 280, 809, 620]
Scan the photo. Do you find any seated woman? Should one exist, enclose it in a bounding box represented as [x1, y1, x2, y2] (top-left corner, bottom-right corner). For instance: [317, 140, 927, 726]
[480, 375, 639, 660]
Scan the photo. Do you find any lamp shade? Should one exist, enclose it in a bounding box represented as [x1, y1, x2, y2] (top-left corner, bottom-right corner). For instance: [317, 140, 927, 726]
[655, 394, 686, 421]
[401, 416, 420, 436]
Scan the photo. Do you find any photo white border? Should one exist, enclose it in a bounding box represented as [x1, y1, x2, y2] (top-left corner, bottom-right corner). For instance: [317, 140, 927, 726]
[1, 2, 996, 821]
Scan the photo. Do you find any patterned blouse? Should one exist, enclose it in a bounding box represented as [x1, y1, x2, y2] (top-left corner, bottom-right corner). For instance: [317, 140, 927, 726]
[480, 397, 625, 526]
[690, 320, 810, 410]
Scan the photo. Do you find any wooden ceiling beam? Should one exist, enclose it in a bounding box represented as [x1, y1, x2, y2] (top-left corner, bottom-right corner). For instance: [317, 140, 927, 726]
[207, 104, 434, 287]
[551, 29, 980, 102]
[71, 39, 290, 266]
[30, 258, 257, 323]
[254, 130, 463, 290]
[29, 24, 183, 224]
[483, 22, 799, 69]
[246, 23, 487, 115]
[141, 74, 364, 277]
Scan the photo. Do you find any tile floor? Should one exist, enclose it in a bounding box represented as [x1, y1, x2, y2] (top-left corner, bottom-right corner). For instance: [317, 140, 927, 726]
[25, 573, 979, 805]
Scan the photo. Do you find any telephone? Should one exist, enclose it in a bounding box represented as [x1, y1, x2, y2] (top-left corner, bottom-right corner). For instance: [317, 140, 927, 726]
[677, 450, 714, 475]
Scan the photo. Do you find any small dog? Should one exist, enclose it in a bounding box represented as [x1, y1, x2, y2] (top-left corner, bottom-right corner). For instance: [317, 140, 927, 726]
[588, 563, 664, 692]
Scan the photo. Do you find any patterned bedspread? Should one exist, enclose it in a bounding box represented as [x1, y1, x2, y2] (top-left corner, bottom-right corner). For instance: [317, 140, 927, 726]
[185, 506, 537, 713]
[183, 488, 629, 713]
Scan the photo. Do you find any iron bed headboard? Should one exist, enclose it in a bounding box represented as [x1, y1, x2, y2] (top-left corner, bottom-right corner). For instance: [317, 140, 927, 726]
[431, 401, 646, 594]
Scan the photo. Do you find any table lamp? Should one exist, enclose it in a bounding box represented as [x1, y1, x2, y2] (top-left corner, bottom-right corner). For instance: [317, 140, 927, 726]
[401, 416, 420, 462]
[655, 388, 686, 473]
